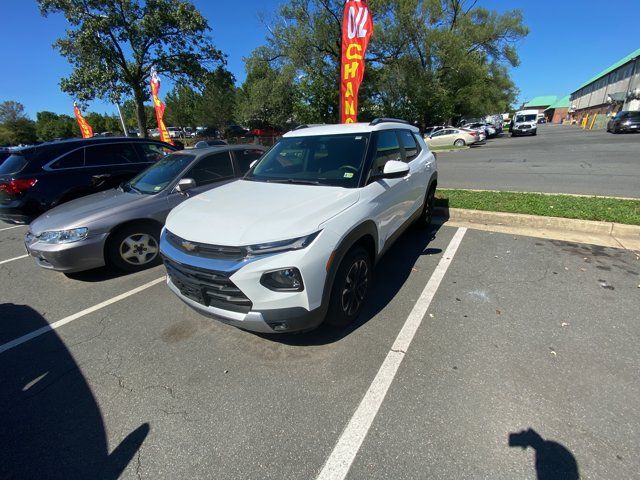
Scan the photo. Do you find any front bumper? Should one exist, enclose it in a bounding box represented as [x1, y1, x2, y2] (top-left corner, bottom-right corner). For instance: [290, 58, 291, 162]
[159, 228, 335, 333]
[24, 232, 108, 272]
[512, 126, 536, 135]
[167, 277, 325, 333]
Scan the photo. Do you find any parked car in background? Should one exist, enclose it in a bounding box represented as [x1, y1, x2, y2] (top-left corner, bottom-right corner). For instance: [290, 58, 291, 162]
[607, 111, 640, 133]
[226, 124, 250, 137]
[182, 127, 196, 138]
[425, 127, 478, 148]
[510, 110, 539, 137]
[160, 119, 437, 333]
[24, 145, 266, 273]
[167, 127, 183, 139]
[148, 128, 160, 138]
[195, 139, 228, 149]
[423, 125, 450, 137]
[462, 122, 496, 138]
[0, 137, 177, 224]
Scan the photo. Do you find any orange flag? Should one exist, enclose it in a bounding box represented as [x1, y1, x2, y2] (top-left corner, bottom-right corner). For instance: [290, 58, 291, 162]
[150, 68, 174, 145]
[73, 103, 94, 138]
[340, 0, 373, 123]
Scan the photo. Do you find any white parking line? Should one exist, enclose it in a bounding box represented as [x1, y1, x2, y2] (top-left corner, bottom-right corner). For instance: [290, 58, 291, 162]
[0, 225, 27, 232]
[0, 254, 29, 265]
[0, 276, 166, 354]
[316, 227, 467, 480]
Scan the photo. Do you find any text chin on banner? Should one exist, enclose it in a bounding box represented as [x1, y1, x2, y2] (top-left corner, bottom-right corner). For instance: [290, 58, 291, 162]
[340, 0, 373, 124]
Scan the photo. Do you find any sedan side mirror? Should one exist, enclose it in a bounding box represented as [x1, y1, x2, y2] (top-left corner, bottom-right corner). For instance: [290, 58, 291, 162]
[382, 160, 409, 179]
[175, 177, 196, 194]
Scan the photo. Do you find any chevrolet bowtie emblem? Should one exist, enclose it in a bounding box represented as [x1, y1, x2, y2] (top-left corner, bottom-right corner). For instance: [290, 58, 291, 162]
[181, 241, 197, 252]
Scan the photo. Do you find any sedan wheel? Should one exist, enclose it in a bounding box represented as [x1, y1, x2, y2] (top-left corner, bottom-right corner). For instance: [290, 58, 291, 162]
[119, 233, 158, 266]
[454, 139, 465, 147]
[107, 225, 162, 272]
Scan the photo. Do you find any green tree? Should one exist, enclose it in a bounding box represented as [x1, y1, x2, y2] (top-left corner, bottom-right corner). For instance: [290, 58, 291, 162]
[38, 0, 226, 136]
[36, 111, 79, 140]
[165, 83, 200, 127]
[0, 101, 29, 124]
[0, 119, 37, 146]
[244, 0, 527, 127]
[196, 67, 237, 130]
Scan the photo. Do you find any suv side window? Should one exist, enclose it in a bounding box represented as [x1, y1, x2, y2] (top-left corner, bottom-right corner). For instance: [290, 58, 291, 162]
[50, 148, 85, 169]
[371, 130, 402, 175]
[234, 149, 264, 174]
[139, 143, 170, 163]
[398, 130, 420, 161]
[186, 152, 234, 186]
[85, 143, 140, 167]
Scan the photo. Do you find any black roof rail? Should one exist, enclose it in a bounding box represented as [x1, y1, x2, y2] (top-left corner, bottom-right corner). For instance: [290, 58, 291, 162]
[369, 118, 412, 126]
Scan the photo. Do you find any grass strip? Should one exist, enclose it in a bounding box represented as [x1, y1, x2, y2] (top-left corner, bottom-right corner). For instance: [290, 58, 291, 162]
[435, 189, 640, 225]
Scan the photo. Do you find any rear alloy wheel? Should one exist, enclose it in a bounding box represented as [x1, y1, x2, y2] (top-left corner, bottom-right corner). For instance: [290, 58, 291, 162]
[326, 247, 371, 328]
[454, 139, 465, 147]
[107, 225, 161, 272]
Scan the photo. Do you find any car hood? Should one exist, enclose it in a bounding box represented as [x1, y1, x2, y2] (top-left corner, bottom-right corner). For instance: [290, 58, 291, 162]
[165, 179, 360, 245]
[30, 188, 149, 234]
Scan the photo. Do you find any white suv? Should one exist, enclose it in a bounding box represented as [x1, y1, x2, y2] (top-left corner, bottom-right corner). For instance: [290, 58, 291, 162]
[159, 119, 438, 333]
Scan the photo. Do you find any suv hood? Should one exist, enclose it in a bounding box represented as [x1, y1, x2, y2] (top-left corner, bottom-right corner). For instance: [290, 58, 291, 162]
[30, 188, 146, 234]
[165, 179, 360, 245]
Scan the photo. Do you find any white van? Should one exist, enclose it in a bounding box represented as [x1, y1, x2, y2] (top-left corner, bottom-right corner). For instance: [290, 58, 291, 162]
[511, 110, 538, 137]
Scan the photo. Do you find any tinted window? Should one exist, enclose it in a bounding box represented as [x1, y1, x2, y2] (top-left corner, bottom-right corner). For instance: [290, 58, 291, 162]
[85, 143, 140, 167]
[139, 143, 170, 162]
[126, 153, 194, 194]
[431, 130, 447, 137]
[186, 152, 234, 186]
[628, 112, 640, 120]
[0, 154, 28, 175]
[50, 148, 84, 169]
[371, 130, 402, 175]
[235, 149, 264, 173]
[398, 130, 419, 161]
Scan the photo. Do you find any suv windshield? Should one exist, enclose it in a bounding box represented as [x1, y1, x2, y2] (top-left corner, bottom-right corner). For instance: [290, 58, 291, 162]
[515, 114, 537, 123]
[246, 133, 370, 188]
[124, 153, 194, 194]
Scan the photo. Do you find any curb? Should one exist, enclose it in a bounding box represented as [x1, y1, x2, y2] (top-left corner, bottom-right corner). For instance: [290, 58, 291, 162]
[434, 208, 640, 252]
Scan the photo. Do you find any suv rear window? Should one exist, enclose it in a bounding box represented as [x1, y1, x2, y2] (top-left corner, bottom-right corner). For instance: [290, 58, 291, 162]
[0, 154, 28, 175]
[398, 130, 420, 161]
[85, 143, 140, 166]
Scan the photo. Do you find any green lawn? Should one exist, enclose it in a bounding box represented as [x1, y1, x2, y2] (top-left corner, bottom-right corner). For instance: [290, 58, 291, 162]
[435, 189, 640, 225]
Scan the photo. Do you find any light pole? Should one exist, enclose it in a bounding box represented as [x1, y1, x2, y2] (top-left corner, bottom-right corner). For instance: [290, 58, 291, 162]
[95, 28, 128, 136]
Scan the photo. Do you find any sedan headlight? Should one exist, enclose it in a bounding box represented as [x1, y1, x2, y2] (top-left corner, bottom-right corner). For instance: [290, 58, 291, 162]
[246, 231, 320, 256]
[37, 227, 89, 244]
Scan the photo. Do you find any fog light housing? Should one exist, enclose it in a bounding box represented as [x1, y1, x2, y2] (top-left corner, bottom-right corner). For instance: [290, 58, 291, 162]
[260, 268, 304, 292]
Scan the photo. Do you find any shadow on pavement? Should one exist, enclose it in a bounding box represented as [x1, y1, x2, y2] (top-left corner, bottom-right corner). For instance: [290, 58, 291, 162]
[0, 303, 149, 479]
[269, 222, 444, 346]
[509, 428, 580, 480]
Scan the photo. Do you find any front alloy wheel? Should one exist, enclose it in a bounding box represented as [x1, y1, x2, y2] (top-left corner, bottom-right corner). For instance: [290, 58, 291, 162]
[326, 247, 372, 327]
[119, 233, 158, 266]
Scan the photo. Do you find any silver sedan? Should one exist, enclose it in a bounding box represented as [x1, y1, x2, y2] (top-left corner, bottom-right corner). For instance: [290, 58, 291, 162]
[24, 145, 265, 273]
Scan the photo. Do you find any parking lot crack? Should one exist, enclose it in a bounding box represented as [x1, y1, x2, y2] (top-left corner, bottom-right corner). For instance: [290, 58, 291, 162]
[135, 448, 143, 480]
[109, 372, 132, 392]
[390, 348, 407, 354]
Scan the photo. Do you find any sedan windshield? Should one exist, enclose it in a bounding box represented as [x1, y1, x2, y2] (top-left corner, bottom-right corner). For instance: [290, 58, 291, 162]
[124, 153, 194, 194]
[246, 133, 370, 188]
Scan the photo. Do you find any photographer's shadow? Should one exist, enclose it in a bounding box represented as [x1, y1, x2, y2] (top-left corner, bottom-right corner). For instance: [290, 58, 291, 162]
[509, 428, 580, 480]
[0, 303, 149, 479]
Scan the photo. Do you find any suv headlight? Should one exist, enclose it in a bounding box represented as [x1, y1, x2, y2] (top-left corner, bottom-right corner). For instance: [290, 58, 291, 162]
[246, 231, 320, 256]
[37, 227, 89, 244]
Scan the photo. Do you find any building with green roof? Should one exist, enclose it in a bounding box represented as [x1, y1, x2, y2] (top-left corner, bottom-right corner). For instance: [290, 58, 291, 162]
[569, 48, 640, 119]
[544, 95, 571, 123]
[523, 96, 558, 110]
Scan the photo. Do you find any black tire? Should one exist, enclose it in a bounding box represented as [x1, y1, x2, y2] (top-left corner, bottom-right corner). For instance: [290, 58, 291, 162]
[454, 139, 465, 147]
[106, 224, 161, 272]
[326, 247, 372, 328]
[416, 184, 436, 227]
[532, 131, 537, 136]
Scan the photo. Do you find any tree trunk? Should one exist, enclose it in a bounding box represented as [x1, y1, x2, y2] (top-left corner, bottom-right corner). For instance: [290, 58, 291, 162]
[133, 87, 148, 138]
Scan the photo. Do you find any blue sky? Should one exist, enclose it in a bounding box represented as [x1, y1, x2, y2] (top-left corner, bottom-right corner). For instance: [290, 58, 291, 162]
[1, 0, 639, 118]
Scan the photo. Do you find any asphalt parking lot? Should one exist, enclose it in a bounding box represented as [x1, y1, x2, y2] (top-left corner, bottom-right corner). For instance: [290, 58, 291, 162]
[1, 220, 639, 479]
[438, 125, 640, 198]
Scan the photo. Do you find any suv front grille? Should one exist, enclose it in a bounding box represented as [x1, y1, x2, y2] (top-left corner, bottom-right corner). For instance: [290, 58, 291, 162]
[163, 257, 252, 313]
[166, 230, 247, 260]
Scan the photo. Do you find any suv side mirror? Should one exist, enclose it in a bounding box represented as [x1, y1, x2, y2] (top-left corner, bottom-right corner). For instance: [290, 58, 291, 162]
[382, 160, 409, 179]
[175, 177, 196, 194]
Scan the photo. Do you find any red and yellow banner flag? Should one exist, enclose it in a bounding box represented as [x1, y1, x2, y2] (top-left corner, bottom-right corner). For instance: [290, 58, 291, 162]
[73, 103, 93, 138]
[150, 68, 174, 145]
[340, 0, 373, 124]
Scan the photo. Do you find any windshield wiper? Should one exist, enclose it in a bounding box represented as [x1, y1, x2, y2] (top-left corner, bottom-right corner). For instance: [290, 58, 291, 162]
[267, 178, 322, 186]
